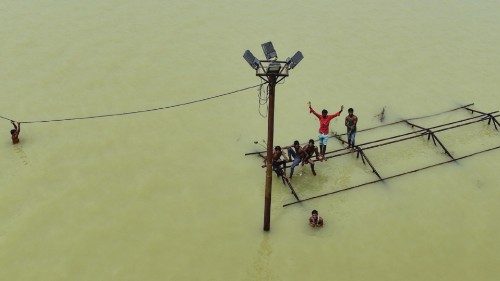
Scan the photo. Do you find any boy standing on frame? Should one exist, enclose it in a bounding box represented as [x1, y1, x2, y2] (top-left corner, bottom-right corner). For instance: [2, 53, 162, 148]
[308, 101, 343, 158]
[345, 108, 358, 150]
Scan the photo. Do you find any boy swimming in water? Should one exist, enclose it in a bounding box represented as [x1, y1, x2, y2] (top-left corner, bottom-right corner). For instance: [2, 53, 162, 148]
[309, 210, 324, 227]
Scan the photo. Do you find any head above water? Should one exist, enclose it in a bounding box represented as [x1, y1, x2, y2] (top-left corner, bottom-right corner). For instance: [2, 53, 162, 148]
[10, 129, 16, 135]
[312, 210, 318, 217]
[274, 146, 282, 151]
[308, 139, 315, 145]
[293, 140, 300, 146]
[348, 108, 354, 114]
[321, 109, 328, 116]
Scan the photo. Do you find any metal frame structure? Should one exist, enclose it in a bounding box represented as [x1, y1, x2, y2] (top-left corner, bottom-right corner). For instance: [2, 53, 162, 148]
[245, 103, 500, 207]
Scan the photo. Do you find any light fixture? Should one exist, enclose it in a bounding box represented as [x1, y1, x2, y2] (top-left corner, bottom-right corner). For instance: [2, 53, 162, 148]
[243, 50, 260, 70]
[261, 42, 277, 60]
[286, 51, 303, 69]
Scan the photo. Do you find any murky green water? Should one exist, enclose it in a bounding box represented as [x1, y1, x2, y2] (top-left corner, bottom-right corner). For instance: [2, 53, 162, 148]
[1, 1, 499, 280]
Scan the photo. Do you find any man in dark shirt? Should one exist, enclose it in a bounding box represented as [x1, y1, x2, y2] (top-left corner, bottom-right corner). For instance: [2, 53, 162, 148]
[302, 139, 322, 176]
[345, 108, 358, 150]
[287, 140, 308, 179]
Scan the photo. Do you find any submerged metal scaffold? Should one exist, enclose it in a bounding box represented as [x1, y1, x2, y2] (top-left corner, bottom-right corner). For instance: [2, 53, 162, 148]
[245, 103, 500, 207]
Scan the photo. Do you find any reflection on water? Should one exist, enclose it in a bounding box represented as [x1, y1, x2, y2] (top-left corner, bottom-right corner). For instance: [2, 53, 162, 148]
[247, 235, 278, 281]
[13, 145, 29, 166]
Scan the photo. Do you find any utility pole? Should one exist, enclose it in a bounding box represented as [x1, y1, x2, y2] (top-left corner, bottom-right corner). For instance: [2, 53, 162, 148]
[243, 42, 303, 231]
[263, 75, 276, 231]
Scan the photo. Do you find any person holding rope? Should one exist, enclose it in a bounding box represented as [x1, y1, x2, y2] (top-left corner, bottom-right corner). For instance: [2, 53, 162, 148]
[308, 101, 343, 158]
[345, 108, 358, 150]
[10, 121, 21, 144]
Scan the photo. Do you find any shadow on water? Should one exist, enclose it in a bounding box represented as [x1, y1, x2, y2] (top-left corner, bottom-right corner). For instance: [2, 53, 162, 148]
[246, 234, 279, 281]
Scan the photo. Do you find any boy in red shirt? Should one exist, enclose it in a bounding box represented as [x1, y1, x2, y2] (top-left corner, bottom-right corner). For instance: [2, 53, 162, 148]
[308, 102, 343, 158]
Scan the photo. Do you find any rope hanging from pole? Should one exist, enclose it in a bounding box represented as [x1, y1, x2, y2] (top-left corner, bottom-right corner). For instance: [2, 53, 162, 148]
[257, 81, 270, 118]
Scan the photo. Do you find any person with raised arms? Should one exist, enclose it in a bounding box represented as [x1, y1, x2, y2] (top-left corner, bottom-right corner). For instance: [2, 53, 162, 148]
[10, 121, 21, 144]
[308, 101, 343, 158]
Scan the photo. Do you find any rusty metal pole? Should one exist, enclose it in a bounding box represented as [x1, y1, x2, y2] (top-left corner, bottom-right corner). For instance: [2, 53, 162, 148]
[263, 75, 277, 231]
[243, 44, 303, 231]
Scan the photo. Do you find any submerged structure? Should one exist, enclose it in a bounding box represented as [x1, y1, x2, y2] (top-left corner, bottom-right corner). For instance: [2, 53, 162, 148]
[245, 103, 500, 207]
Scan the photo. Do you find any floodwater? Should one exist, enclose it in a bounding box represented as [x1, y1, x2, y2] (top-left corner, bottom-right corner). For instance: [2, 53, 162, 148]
[1, 1, 499, 280]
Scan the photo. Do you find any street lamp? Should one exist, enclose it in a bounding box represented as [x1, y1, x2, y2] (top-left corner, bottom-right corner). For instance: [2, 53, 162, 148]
[242, 42, 303, 231]
[261, 41, 277, 60]
[287, 51, 304, 70]
[243, 50, 260, 70]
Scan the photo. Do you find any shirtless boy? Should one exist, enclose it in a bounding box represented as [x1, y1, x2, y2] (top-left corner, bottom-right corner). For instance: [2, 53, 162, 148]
[10, 121, 21, 144]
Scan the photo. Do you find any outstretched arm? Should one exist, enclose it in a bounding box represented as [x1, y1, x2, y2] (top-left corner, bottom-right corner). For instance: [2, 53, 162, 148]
[329, 105, 344, 119]
[308, 102, 321, 118]
[17, 122, 21, 134]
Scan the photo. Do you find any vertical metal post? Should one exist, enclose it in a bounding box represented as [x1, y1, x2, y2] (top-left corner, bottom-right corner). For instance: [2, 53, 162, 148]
[244, 44, 303, 231]
[263, 75, 277, 231]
